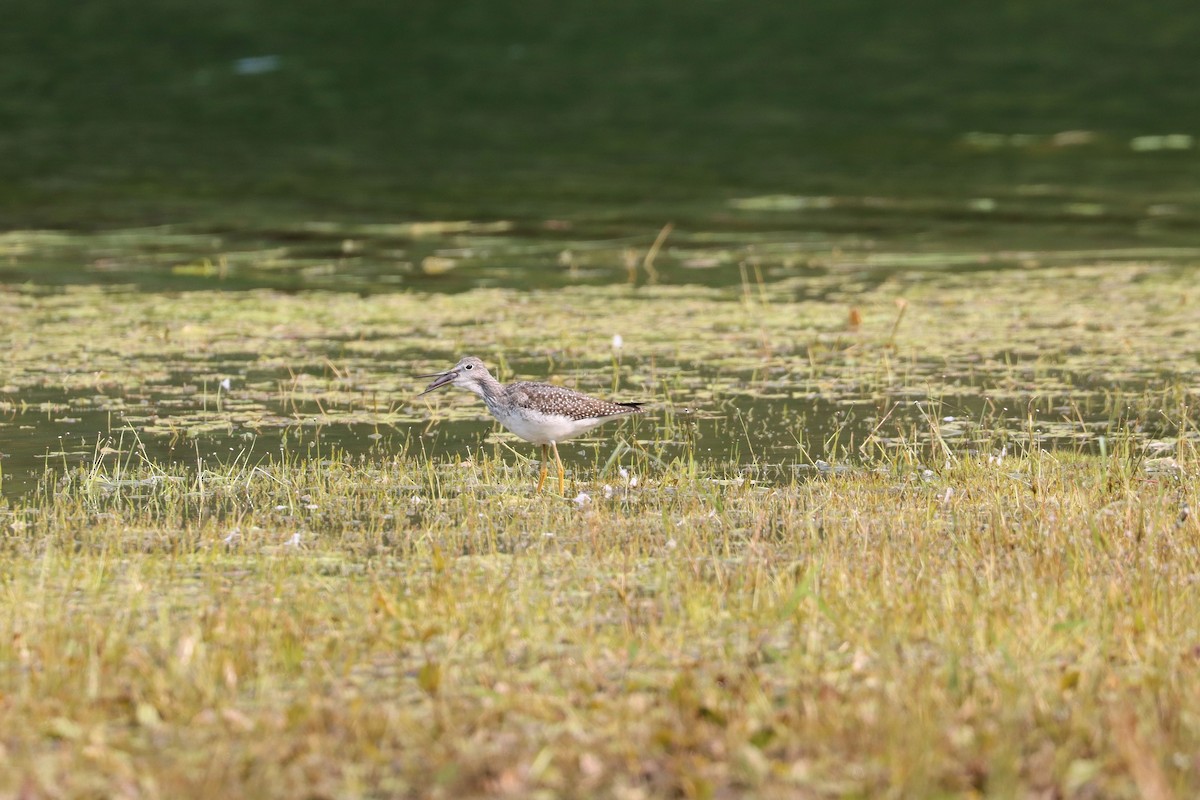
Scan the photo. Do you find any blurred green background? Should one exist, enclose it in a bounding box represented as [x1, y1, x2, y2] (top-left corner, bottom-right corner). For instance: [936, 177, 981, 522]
[2, 1, 1199, 230]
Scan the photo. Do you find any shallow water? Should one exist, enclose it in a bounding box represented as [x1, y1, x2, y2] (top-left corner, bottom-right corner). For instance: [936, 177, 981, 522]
[3, 216, 1197, 500]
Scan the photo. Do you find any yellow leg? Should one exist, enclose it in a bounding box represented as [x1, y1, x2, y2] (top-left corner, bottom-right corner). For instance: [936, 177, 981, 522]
[551, 441, 565, 495]
[536, 444, 549, 492]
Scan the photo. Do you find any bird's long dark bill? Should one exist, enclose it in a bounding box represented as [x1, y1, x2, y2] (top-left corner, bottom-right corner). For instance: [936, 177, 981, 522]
[417, 371, 455, 396]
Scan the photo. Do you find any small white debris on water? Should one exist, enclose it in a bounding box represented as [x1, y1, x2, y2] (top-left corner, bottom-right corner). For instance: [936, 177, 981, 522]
[573, 492, 592, 507]
[219, 377, 232, 391]
[1130, 134, 1194, 152]
[234, 55, 281, 75]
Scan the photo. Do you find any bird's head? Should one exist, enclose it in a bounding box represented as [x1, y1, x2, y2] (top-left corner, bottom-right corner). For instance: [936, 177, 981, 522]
[417, 356, 491, 396]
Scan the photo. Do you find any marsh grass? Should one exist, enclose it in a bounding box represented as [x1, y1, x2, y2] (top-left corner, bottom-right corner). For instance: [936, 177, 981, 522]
[2, 436, 1198, 798]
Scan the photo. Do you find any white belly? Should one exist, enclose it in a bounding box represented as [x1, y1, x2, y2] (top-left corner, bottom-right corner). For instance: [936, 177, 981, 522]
[495, 408, 607, 445]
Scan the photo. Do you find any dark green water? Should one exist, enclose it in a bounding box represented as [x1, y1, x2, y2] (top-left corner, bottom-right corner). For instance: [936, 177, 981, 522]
[4, 2, 1200, 228]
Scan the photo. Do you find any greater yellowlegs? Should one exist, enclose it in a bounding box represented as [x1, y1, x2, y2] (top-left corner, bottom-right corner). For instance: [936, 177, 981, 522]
[418, 356, 644, 493]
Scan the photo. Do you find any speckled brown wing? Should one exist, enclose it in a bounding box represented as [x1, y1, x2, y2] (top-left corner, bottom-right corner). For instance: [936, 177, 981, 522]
[507, 382, 643, 421]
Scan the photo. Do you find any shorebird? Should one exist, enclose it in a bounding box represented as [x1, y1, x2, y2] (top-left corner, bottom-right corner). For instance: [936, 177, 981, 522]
[417, 356, 644, 493]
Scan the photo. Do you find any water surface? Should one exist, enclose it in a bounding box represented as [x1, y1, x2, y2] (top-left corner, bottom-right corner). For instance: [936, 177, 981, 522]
[4, 217, 1196, 500]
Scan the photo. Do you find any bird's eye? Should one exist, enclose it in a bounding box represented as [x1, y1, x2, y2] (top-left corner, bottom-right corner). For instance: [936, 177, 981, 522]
[464, 364, 473, 370]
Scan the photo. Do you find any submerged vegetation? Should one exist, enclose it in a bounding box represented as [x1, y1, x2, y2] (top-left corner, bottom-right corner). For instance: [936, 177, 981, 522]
[2, 227, 1197, 494]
